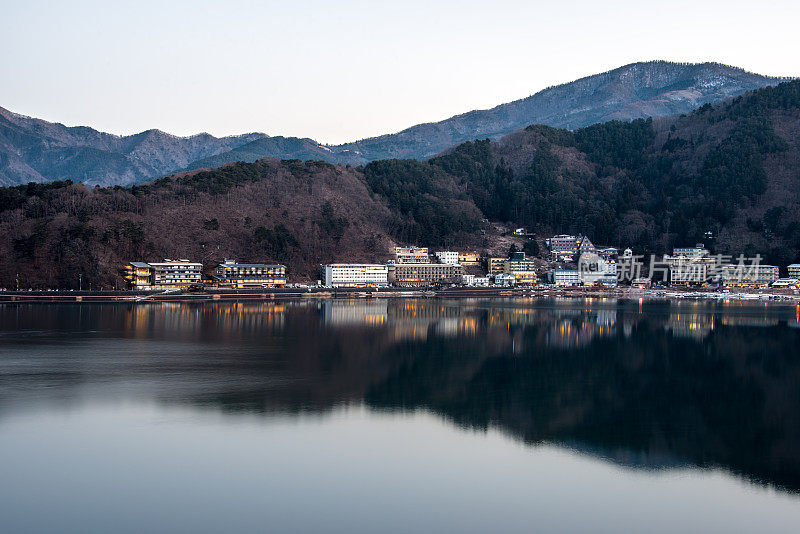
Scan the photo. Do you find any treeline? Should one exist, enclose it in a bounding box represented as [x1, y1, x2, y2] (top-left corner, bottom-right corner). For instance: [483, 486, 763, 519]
[362, 159, 482, 245]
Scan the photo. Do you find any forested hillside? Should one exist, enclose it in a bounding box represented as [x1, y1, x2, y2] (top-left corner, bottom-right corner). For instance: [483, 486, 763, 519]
[0, 159, 485, 288]
[1, 80, 799, 289]
[429, 79, 800, 265]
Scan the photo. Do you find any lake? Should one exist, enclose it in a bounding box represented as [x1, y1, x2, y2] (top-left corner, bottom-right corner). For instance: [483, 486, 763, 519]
[1, 298, 799, 533]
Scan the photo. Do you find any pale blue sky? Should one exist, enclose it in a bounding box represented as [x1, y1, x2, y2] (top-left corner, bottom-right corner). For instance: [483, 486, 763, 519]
[3, 0, 799, 144]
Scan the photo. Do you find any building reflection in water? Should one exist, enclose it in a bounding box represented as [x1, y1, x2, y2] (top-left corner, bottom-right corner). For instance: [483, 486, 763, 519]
[3, 297, 800, 494]
[319, 298, 624, 350]
[114, 297, 800, 349]
[123, 301, 289, 342]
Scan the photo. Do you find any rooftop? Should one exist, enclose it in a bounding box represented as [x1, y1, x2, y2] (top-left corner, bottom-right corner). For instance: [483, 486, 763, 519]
[218, 263, 285, 269]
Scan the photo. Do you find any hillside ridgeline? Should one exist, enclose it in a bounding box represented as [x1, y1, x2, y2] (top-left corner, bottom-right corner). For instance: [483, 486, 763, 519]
[1, 80, 800, 288]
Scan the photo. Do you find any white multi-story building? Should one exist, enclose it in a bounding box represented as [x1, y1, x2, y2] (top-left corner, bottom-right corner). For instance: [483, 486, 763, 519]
[474, 276, 490, 287]
[493, 273, 516, 287]
[434, 251, 459, 265]
[579, 254, 617, 286]
[550, 269, 581, 286]
[666, 244, 715, 285]
[669, 258, 716, 285]
[788, 264, 800, 279]
[322, 264, 389, 287]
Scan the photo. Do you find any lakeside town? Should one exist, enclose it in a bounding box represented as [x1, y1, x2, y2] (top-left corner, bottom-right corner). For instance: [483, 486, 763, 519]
[108, 233, 800, 294]
[4, 232, 800, 301]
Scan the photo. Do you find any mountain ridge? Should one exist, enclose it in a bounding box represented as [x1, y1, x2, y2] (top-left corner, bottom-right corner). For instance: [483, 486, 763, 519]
[1, 61, 789, 186]
[2, 78, 800, 289]
[0, 105, 269, 186]
[192, 60, 787, 169]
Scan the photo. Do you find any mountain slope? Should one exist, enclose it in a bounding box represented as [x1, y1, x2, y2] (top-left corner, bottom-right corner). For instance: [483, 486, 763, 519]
[194, 61, 787, 168]
[0, 157, 486, 288]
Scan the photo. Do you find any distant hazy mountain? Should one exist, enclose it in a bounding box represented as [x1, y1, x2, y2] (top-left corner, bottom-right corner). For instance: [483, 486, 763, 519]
[0, 106, 267, 186]
[185, 136, 342, 171]
[0, 61, 787, 186]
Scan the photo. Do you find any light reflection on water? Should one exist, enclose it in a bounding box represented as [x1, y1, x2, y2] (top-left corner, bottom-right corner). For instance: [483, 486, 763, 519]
[1, 298, 799, 533]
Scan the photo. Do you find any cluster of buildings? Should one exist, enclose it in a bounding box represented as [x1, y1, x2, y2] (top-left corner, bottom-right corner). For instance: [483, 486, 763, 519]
[123, 259, 286, 290]
[122, 237, 800, 292]
[539, 235, 619, 287]
[654, 244, 797, 288]
[322, 247, 474, 288]
[321, 240, 616, 289]
[539, 236, 800, 289]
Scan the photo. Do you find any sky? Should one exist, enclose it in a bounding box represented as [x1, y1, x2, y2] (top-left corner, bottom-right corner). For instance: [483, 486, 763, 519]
[3, 0, 800, 144]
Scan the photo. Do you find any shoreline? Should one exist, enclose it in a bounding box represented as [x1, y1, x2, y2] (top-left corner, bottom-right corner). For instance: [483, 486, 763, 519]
[1, 286, 799, 304]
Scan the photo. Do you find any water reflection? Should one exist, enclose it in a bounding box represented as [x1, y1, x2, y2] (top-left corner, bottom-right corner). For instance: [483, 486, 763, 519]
[2, 298, 800, 494]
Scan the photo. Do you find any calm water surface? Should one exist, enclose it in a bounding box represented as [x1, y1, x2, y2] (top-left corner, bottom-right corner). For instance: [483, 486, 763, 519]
[1, 298, 800, 533]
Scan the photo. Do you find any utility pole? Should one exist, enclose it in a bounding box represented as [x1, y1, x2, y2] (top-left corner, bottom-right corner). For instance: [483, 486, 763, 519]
[16, 273, 20, 292]
[79, 274, 82, 292]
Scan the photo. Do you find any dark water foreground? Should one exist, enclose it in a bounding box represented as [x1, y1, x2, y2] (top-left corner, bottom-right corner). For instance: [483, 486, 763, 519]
[1, 298, 799, 533]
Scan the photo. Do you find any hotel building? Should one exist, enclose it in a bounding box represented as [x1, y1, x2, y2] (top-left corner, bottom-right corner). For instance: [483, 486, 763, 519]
[550, 269, 582, 286]
[123, 262, 154, 290]
[493, 273, 516, 287]
[579, 254, 618, 286]
[788, 264, 800, 278]
[322, 264, 389, 288]
[721, 264, 780, 287]
[388, 263, 464, 287]
[667, 244, 715, 285]
[503, 253, 538, 285]
[546, 235, 596, 262]
[123, 259, 202, 289]
[488, 257, 507, 275]
[213, 260, 286, 288]
[458, 252, 481, 266]
[669, 258, 717, 285]
[393, 247, 430, 264]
